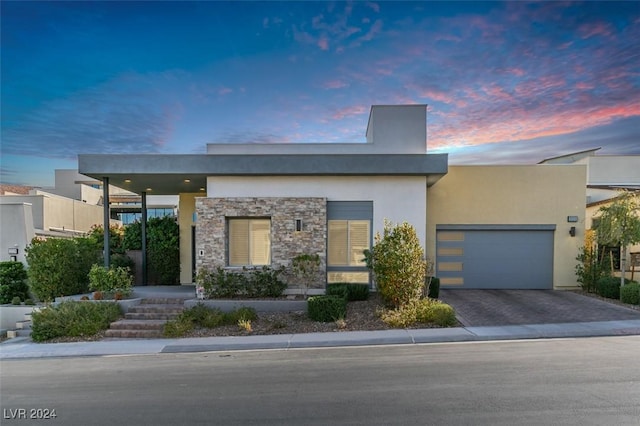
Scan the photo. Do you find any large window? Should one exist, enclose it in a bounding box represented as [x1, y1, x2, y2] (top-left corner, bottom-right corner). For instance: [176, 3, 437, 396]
[228, 218, 271, 266]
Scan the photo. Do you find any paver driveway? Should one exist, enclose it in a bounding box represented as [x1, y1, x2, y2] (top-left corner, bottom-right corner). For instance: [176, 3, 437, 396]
[439, 289, 640, 327]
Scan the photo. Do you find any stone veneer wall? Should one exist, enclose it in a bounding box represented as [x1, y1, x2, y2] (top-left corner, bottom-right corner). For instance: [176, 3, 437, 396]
[195, 197, 327, 289]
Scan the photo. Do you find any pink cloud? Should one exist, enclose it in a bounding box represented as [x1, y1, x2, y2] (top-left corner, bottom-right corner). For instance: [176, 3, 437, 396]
[318, 36, 329, 50]
[428, 98, 640, 150]
[322, 79, 348, 89]
[331, 105, 368, 120]
[579, 21, 613, 39]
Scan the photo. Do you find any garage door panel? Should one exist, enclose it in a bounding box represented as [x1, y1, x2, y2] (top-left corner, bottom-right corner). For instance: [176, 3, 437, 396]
[437, 229, 553, 289]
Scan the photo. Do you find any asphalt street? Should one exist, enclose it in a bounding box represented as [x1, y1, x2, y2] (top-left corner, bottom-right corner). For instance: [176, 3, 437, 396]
[2, 336, 639, 425]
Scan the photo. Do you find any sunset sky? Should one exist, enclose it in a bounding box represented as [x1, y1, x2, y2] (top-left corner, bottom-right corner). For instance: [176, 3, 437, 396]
[2, 1, 639, 187]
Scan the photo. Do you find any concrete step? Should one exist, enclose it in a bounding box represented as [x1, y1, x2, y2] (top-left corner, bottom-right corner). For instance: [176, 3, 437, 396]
[109, 320, 167, 330]
[15, 320, 31, 330]
[6, 329, 31, 338]
[104, 329, 164, 339]
[125, 312, 182, 320]
[128, 305, 184, 314]
[140, 298, 186, 305]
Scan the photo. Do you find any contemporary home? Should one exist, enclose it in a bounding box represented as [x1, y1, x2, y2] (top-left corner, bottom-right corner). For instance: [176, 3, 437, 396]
[78, 105, 586, 291]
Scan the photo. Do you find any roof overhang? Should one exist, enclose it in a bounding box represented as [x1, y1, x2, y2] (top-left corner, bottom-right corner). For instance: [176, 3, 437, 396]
[78, 153, 448, 195]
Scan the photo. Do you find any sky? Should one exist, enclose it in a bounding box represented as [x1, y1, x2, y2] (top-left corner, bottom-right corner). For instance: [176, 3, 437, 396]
[1, 1, 639, 187]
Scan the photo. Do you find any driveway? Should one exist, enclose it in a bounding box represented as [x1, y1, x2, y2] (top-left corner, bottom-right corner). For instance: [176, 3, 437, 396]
[439, 289, 640, 327]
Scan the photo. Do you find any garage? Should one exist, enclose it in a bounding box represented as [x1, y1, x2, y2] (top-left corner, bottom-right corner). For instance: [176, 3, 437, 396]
[436, 225, 555, 289]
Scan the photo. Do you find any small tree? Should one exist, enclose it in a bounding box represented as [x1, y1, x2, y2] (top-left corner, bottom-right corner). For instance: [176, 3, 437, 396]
[364, 220, 426, 308]
[290, 253, 321, 297]
[593, 190, 640, 291]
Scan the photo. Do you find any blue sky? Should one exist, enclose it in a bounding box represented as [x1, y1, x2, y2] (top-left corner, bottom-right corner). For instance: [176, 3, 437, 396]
[2, 1, 639, 187]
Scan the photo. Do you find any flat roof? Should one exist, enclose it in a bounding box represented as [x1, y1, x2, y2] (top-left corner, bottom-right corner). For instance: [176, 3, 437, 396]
[78, 153, 448, 195]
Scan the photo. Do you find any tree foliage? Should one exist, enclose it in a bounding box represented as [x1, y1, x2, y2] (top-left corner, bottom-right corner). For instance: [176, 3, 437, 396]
[123, 216, 180, 284]
[593, 190, 640, 288]
[25, 237, 101, 301]
[0, 261, 30, 304]
[364, 220, 426, 308]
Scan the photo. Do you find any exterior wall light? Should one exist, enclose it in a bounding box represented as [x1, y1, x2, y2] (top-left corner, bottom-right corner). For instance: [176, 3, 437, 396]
[569, 226, 576, 237]
[567, 216, 578, 223]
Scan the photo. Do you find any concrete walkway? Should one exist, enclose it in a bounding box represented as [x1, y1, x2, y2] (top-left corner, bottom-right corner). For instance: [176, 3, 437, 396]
[3, 286, 640, 359]
[2, 319, 640, 359]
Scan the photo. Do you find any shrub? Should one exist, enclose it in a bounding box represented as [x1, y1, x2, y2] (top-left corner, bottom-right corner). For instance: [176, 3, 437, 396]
[88, 265, 133, 297]
[110, 253, 135, 271]
[596, 276, 633, 299]
[0, 261, 30, 304]
[197, 266, 286, 299]
[24, 299, 35, 306]
[124, 217, 180, 285]
[326, 283, 369, 301]
[30, 301, 120, 342]
[575, 230, 611, 293]
[364, 220, 426, 308]
[26, 237, 101, 301]
[308, 295, 347, 322]
[246, 266, 287, 297]
[379, 299, 456, 328]
[426, 277, 440, 299]
[11, 296, 22, 305]
[163, 304, 258, 337]
[620, 282, 640, 305]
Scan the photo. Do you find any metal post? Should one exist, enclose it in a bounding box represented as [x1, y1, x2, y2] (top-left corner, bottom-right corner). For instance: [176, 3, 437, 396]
[142, 191, 148, 286]
[103, 177, 110, 268]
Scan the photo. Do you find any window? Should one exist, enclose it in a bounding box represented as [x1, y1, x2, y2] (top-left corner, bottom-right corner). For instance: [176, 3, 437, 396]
[328, 220, 370, 267]
[228, 218, 271, 266]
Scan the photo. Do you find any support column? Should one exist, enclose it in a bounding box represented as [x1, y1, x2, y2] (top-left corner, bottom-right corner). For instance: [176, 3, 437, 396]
[103, 177, 110, 268]
[142, 191, 148, 286]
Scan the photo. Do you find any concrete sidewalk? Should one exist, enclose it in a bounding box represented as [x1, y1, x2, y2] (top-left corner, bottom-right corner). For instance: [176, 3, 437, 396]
[2, 319, 640, 359]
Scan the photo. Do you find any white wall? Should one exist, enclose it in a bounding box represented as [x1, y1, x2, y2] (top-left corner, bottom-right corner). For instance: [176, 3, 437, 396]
[0, 203, 35, 263]
[207, 176, 428, 246]
[588, 156, 640, 186]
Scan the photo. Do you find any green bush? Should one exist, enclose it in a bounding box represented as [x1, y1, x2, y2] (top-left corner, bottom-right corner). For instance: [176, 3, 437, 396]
[163, 304, 258, 337]
[307, 295, 347, 322]
[326, 283, 370, 301]
[88, 265, 133, 297]
[596, 276, 633, 299]
[364, 220, 426, 308]
[0, 261, 30, 304]
[620, 282, 640, 305]
[26, 237, 101, 301]
[197, 266, 286, 299]
[110, 253, 135, 271]
[11, 296, 22, 305]
[379, 299, 456, 328]
[426, 277, 440, 299]
[123, 217, 180, 285]
[30, 301, 121, 342]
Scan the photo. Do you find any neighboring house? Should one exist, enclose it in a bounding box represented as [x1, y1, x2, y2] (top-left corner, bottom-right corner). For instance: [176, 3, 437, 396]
[540, 149, 640, 278]
[49, 169, 178, 225]
[79, 105, 587, 290]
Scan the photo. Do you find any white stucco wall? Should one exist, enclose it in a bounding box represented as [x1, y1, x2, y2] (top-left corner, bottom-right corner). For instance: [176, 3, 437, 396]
[0, 203, 35, 263]
[587, 156, 640, 186]
[206, 176, 428, 246]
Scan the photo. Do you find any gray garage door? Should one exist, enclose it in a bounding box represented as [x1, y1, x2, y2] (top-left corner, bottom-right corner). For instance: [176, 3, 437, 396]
[436, 225, 555, 289]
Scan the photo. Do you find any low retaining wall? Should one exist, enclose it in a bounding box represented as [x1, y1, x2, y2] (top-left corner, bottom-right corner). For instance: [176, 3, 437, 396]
[0, 305, 41, 330]
[185, 299, 307, 313]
